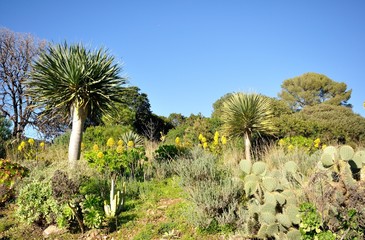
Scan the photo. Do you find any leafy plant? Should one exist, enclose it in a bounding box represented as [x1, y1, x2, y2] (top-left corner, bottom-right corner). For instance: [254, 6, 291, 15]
[278, 136, 323, 153]
[0, 159, 28, 204]
[81, 194, 104, 229]
[85, 133, 148, 180]
[16, 180, 61, 226]
[17, 138, 46, 161]
[299, 202, 336, 240]
[175, 148, 243, 231]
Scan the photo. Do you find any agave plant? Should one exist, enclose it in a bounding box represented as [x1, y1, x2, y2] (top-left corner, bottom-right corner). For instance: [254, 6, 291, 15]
[28, 42, 126, 165]
[221, 93, 276, 161]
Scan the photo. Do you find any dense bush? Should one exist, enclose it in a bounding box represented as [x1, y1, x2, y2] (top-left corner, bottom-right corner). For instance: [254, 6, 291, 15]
[175, 148, 243, 231]
[16, 180, 61, 226]
[0, 159, 28, 205]
[274, 104, 365, 145]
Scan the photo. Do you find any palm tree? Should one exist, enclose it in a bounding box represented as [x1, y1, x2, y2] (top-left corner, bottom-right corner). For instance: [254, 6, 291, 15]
[28, 43, 126, 165]
[221, 93, 276, 161]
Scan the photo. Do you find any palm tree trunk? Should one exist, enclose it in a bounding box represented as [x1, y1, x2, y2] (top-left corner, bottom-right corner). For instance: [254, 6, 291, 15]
[244, 132, 251, 161]
[68, 105, 87, 166]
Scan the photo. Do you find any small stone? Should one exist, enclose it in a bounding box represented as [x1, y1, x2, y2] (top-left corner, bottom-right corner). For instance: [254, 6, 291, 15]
[43, 225, 66, 238]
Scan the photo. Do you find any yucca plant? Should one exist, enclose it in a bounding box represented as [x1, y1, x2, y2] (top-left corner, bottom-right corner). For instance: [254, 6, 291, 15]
[28, 43, 126, 165]
[221, 93, 276, 161]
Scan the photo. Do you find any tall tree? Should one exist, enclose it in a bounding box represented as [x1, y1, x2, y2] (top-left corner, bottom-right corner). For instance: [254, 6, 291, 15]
[28, 43, 126, 164]
[278, 72, 352, 111]
[221, 93, 276, 161]
[0, 116, 11, 158]
[0, 28, 46, 139]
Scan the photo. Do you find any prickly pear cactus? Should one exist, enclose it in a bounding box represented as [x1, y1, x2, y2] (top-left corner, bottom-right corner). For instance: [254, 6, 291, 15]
[320, 145, 365, 181]
[239, 159, 302, 239]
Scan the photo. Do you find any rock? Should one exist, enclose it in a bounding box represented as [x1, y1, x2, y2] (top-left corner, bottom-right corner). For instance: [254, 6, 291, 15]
[43, 225, 66, 238]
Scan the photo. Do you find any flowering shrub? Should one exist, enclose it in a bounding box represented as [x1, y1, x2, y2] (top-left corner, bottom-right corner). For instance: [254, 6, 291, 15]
[0, 159, 28, 204]
[84, 133, 147, 180]
[278, 136, 324, 153]
[17, 138, 46, 161]
[197, 131, 227, 156]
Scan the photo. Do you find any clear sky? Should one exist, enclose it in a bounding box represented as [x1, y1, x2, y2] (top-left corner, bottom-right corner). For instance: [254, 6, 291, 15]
[1, 0, 365, 118]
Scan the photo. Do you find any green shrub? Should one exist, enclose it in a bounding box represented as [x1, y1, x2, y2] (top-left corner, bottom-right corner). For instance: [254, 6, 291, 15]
[175, 148, 243, 231]
[0, 159, 28, 205]
[84, 132, 148, 181]
[153, 144, 188, 163]
[81, 194, 104, 229]
[299, 202, 336, 240]
[16, 180, 61, 226]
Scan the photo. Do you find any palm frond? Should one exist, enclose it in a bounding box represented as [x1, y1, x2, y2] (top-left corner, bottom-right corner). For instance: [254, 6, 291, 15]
[221, 93, 276, 139]
[28, 42, 127, 120]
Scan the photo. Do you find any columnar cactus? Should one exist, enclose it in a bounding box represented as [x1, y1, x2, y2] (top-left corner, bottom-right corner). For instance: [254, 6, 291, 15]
[104, 178, 126, 218]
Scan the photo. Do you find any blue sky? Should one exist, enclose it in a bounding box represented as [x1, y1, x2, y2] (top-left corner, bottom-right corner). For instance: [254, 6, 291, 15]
[1, 0, 365, 119]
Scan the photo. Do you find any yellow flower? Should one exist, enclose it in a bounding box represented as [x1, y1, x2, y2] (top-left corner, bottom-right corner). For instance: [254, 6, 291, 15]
[175, 137, 181, 145]
[201, 137, 207, 143]
[288, 144, 294, 151]
[118, 139, 124, 146]
[97, 151, 104, 158]
[107, 137, 115, 147]
[314, 138, 321, 148]
[40, 142, 45, 149]
[198, 134, 203, 141]
[278, 139, 285, 146]
[203, 142, 208, 149]
[93, 144, 99, 152]
[213, 132, 219, 145]
[18, 145, 23, 151]
[117, 145, 125, 153]
[28, 138, 35, 146]
[322, 144, 327, 150]
[221, 136, 227, 145]
[20, 141, 26, 148]
[127, 140, 134, 148]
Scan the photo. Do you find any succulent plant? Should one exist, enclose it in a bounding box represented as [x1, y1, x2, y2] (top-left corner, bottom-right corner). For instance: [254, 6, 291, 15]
[104, 178, 126, 218]
[321, 145, 365, 181]
[239, 159, 302, 239]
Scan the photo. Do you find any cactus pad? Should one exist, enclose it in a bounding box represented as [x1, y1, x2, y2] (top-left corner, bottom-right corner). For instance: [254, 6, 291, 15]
[276, 213, 292, 228]
[264, 192, 277, 206]
[353, 150, 365, 165]
[262, 176, 278, 192]
[260, 211, 276, 225]
[323, 145, 338, 155]
[244, 180, 258, 196]
[244, 174, 260, 183]
[273, 192, 286, 205]
[321, 153, 334, 167]
[257, 224, 268, 238]
[260, 203, 276, 215]
[285, 205, 300, 225]
[252, 161, 267, 175]
[239, 159, 252, 174]
[284, 161, 298, 173]
[266, 223, 279, 237]
[339, 145, 354, 161]
[287, 229, 301, 240]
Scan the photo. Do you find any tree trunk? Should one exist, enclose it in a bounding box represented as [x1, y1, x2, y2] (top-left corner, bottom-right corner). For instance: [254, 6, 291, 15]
[244, 132, 251, 161]
[68, 105, 87, 166]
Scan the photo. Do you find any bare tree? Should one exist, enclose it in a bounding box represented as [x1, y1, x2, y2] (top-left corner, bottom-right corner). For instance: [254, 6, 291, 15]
[0, 28, 46, 139]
